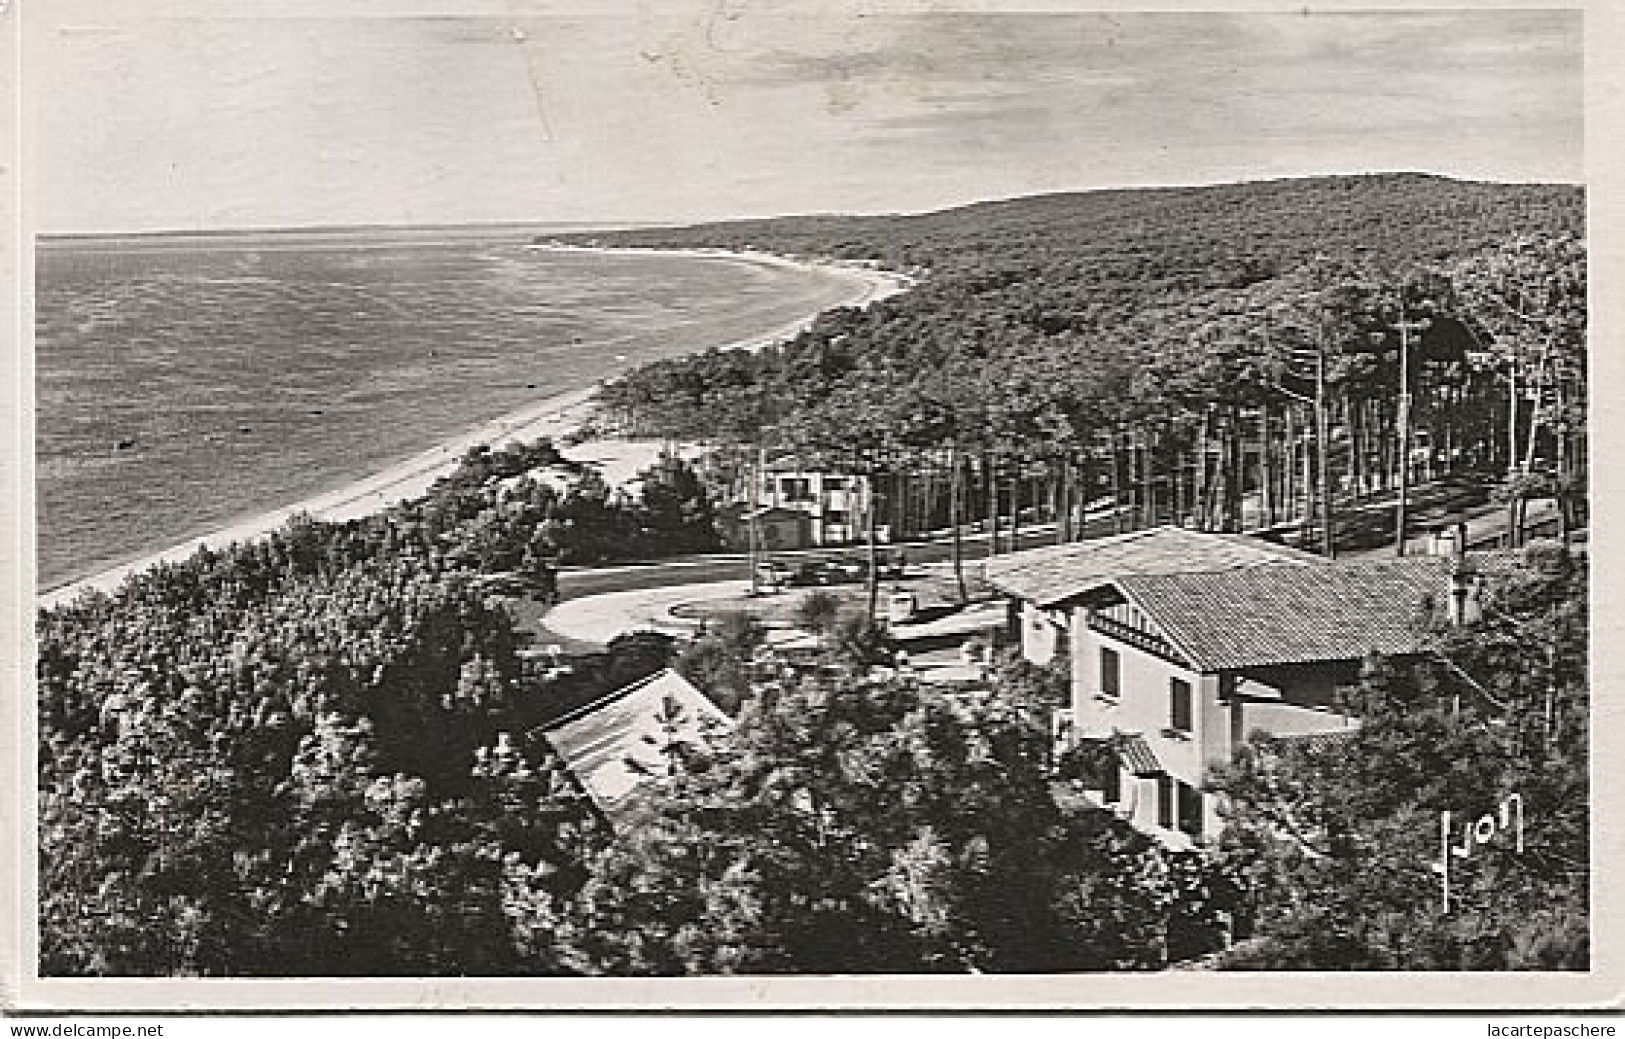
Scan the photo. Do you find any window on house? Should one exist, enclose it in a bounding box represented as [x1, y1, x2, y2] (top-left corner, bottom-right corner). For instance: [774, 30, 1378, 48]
[1156, 775, 1176, 829]
[1100, 647, 1120, 699]
[1177, 781, 1204, 838]
[780, 478, 813, 502]
[1169, 678, 1193, 734]
[824, 509, 849, 526]
[1102, 759, 1122, 805]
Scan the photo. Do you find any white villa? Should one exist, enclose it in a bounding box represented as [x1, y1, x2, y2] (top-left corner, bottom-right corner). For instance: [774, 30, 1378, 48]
[986, 526, 1488, 848]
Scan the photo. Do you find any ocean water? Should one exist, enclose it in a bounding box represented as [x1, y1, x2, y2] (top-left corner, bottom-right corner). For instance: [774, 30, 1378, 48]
[36, 229, 861, 590]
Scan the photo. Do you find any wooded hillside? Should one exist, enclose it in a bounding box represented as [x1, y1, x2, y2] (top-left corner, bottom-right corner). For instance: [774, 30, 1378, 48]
[575, 174, 1585, 564]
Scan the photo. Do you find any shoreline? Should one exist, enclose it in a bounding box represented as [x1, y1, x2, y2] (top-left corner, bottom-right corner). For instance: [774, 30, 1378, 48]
[39, 248, 914, 610]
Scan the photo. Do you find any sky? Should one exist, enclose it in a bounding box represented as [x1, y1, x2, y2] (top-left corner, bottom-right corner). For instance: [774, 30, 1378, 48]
[28, 1, 1585, 233]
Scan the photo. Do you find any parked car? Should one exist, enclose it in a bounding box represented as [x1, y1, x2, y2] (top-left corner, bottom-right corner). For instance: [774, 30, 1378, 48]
[821, 555, 868, 583]
[783, 558, 834, 586]
[754, 559, 794, 589]
[760, 550, 907, 589]
[822, 550, 908, 582]
[756, 557, 833, 588]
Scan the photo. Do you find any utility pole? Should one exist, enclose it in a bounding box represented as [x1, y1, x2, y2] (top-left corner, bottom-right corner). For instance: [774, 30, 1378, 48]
[1508, 347, 1520, 477]
[1395, 307, 1429, 557]
[747, 442, 762, 595]
[1395, 309, 1412, 557]
[950, 444, 968, 603]
[1316, 320, 1335, 559]
[1268, 329, 1327, 556]
[986, 450, 1000, 558]
[866, 456, 881, 619]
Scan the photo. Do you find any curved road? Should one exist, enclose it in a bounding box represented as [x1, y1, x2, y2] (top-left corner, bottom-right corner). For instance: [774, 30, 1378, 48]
[554, 522, 1078, 603]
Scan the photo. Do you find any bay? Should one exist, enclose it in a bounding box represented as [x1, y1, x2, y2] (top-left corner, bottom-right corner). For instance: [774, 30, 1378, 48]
[35, 228, 867, 590]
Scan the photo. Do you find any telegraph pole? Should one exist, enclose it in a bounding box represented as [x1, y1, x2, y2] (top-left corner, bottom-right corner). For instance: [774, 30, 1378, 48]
[1394, 307, 1429, 557]
[1267, 318, 1329, 558]
[1395, 310, 1411, 557]
[1316, 320, 1335, 559]
[748, 442, 763, 594]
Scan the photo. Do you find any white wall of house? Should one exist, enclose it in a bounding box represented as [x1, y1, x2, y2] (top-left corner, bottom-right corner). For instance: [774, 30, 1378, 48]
[1071, 614, 1203, 767]
[1070, 609, 1222, 843]
[1119, 774, 1159, 838]
[1019, 601, 1065, 665]
[1051, 592, 1376, 849]
[1106, 769, 1204, 851]
[1232, 668, 1359, 743]
[1240, 700, 1357, 738]
[761, 471, 873, 545]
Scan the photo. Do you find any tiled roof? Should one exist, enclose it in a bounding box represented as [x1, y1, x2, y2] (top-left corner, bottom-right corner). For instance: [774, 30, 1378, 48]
[1116, 734, 1165, 776]
[983, 525, 1320, 607]
[1276, 728, 1360, 755]
[542, 669, 730, 813]
[1115, 556, 1452, 672]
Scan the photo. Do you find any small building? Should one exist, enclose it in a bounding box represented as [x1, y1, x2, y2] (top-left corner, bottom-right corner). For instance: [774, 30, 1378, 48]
[718, 504, 815, 552]
[539, 669, 730, 818]
[756, 459, 881, 546]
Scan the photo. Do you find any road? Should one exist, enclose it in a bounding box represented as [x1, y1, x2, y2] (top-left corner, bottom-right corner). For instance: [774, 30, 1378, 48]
[556, 516, 1118, 603]
[556, 480, 1562, 603]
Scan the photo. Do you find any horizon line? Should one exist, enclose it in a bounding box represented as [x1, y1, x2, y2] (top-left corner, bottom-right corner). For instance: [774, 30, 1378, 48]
[34, 169, 1583, 240]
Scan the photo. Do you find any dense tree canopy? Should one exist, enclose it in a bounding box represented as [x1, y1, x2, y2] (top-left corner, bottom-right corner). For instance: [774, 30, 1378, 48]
[1211, 543, 1588, 970]
[37, 442, 714, 975]
[585, 175, 1586, 559]
[542, 667, 1240, 974]
[38, 471, 1588, 977]
[39, 519, 1238, 976]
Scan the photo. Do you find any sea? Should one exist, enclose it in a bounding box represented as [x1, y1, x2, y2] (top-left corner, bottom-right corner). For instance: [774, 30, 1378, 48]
[35, 227, 864, 591]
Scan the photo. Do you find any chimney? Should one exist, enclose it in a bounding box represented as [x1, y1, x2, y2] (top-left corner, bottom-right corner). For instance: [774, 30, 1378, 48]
[1447, 553, 1480, 626]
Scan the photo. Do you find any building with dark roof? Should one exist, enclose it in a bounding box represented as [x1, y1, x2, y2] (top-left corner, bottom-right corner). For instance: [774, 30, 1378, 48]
[1073, 554, 1475, 847]
[987, 528, 1490, 849]
[984, 525, 1320, 667]
[1111, 556, 1453, 672]
[986, 525, 1320, 608]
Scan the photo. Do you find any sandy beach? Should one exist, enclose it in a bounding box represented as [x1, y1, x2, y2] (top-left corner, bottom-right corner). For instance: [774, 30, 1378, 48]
[39, 249, 914, 610]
